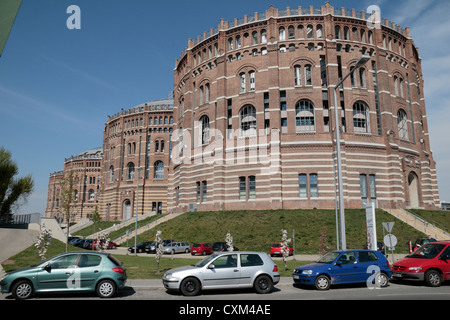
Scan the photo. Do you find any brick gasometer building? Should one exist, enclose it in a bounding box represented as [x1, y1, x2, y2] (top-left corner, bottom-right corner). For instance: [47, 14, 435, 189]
[98, 99, 174, 221]
[45, 147, 103, 221]
[168, 3, 440, 214]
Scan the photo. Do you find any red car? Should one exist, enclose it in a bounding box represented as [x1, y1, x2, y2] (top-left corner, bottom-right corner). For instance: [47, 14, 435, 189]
[270, 242, 293, 257]
[89, 239, 118, 250]
[191, 243, 213, 255]
[392, 240, 450, 287]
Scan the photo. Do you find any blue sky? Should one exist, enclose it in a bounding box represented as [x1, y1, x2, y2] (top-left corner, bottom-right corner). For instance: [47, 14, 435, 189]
[1, 0, 449, 214]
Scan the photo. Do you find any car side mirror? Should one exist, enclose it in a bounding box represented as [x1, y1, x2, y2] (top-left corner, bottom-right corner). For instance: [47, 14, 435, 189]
[42, 262, 51, 270]
[335, 260, 342, 266]
[208, 264, 215, 269]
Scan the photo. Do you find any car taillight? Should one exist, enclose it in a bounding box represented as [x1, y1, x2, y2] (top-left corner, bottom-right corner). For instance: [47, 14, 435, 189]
[112, 268, 124, 274]
[386, 261, 390, 269]
[273, 265, 278, 272]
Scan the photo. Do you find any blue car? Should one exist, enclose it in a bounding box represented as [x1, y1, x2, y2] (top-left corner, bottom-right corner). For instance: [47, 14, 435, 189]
[292, 249, 392, 290]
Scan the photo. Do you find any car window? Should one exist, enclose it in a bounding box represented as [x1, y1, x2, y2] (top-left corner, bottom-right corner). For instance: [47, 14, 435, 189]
[337, 252, 356, 264]
[358, 251, 378, 263]
[213, 254, 238, 269]
[50, 254, 78, 269]
[241, 254, 264, 267]
[78, 254, 102, 268]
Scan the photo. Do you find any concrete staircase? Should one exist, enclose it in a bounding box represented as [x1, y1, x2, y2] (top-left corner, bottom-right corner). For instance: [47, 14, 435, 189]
[113, 211, 187, 244]
[385, 208, 449, 240]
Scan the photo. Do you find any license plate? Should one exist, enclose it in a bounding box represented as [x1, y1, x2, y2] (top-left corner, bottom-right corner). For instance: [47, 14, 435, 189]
[392, 272, 403, 278]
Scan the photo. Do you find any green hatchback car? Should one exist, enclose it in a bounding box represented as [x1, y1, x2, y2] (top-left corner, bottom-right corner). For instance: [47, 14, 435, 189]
[1, 251, 127, 300]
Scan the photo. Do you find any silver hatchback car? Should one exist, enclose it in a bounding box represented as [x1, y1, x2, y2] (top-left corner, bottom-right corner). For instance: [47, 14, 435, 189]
[162, 251, 280, 296]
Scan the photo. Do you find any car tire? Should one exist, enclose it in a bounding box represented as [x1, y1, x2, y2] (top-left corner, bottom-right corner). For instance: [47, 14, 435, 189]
[375, 272, 389, 288]
[180, 277, 201, 296]
[314, 275, 331, 290]
[424, 269, 442, 287]
[254, 275, 273, 294]
[11, 280, 34, 300]
[97, 279, 117, 298]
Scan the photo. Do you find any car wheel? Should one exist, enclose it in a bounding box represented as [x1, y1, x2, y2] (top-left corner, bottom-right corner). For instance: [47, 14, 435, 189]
[180, 277, 201, 296]
[425, 269, 442, 287]
[12, 280, 34, 300]
[375, 272, 389, 288]
[254, 275, 273, 294]
[185, 248, 190, 253]
[314, 275, 331, 290]
[202, 250, 206, 255]
[97, 279, 117, 298]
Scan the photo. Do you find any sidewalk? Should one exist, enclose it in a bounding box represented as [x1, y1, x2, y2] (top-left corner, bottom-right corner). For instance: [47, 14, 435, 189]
[127, 277, 294, 290]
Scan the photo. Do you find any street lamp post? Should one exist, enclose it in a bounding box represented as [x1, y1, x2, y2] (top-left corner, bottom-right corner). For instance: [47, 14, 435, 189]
[333, 55, 370, 250]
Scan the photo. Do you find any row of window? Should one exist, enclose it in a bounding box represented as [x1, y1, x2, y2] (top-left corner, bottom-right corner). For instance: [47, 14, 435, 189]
[181, 172, 377, 205]
[109, 160, 165, 182]
[196, 100, 410, 139]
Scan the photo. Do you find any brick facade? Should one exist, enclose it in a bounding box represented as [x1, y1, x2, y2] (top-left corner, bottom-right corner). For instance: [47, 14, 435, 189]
[168, 3, 440, 213]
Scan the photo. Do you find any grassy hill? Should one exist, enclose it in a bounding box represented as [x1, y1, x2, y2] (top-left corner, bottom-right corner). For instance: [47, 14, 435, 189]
[132, 209, 426, 254]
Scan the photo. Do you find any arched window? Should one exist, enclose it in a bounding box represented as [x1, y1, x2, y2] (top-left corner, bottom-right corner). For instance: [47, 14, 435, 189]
[288, 25, 295, 39]
[344, 27, 350, 40]
[88, 189, 95, 201]
[261, 29, 267, 43]
[335, 25, 341, 39]
[154, 161, 164, 179]
[307, 25, 313, 38]
[239, 72, 246, 93]
[279, 27, 286, 41]
[304, 64, 312, 86]
[228, 37, 233, 51]
[127, 162, 135, 180]
[239, 105, 257, 136]
[394, 76, 399, 96]
[353, 101, 370, 133]
[295, 100, 315, 132]
[397, 109, 409, 140]
[73, 190, 78, 201]
[252, 31, 258, 45]
[200, 115, 210, 145]
[109, 165, 114, 183]
[294, 65, 302, 86]
[359, 68, 367, 88]
[316, 25, 323, 38]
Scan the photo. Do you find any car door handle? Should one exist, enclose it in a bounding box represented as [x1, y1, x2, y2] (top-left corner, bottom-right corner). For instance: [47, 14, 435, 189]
[233, 269, 239, 272]
[94, 270, 99, 273]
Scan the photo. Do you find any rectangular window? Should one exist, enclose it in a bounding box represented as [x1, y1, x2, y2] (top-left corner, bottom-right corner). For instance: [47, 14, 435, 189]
[248, 176, 256, 199]
[239, 176, 246, 200]
[202, 180, 207, 202]
[369, 174, 376, 200]
[310, 174, 318, 197]
[360, 174, 368, 206]
[299, 174, 307, 199]
[280, 90, 286, 110]
[196, 182, 201, 203]
[249, 71, 255, 91]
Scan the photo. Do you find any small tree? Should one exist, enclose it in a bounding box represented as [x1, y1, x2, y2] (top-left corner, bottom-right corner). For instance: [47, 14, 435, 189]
[35, 224, 52, 261]
[58, 170, 78, 252]
[91, 206, 101, 233]
[281, 229, 291, 271]
[225, 231, 234, 252]
[154, 230, 163, 273]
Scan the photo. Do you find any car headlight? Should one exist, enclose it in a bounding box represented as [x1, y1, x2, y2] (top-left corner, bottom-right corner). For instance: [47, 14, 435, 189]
[408, 267, 423, 271]
[164, 273, 172, 278]
[302, 270, 314, 275]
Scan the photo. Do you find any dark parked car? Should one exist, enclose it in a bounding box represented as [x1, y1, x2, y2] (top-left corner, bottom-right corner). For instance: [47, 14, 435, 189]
[145, 240, 172, 254]
[212, 242, 238, 252]
[292, 249, 392, 290]
[128, 241, 153, 253]
[0, 252, 127, 300]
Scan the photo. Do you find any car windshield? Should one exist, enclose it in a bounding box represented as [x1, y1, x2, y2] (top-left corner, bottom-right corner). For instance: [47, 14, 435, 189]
[316, 251, 340, 263]
[195, 254, 220, 268]
[407, 243, 446, 259]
